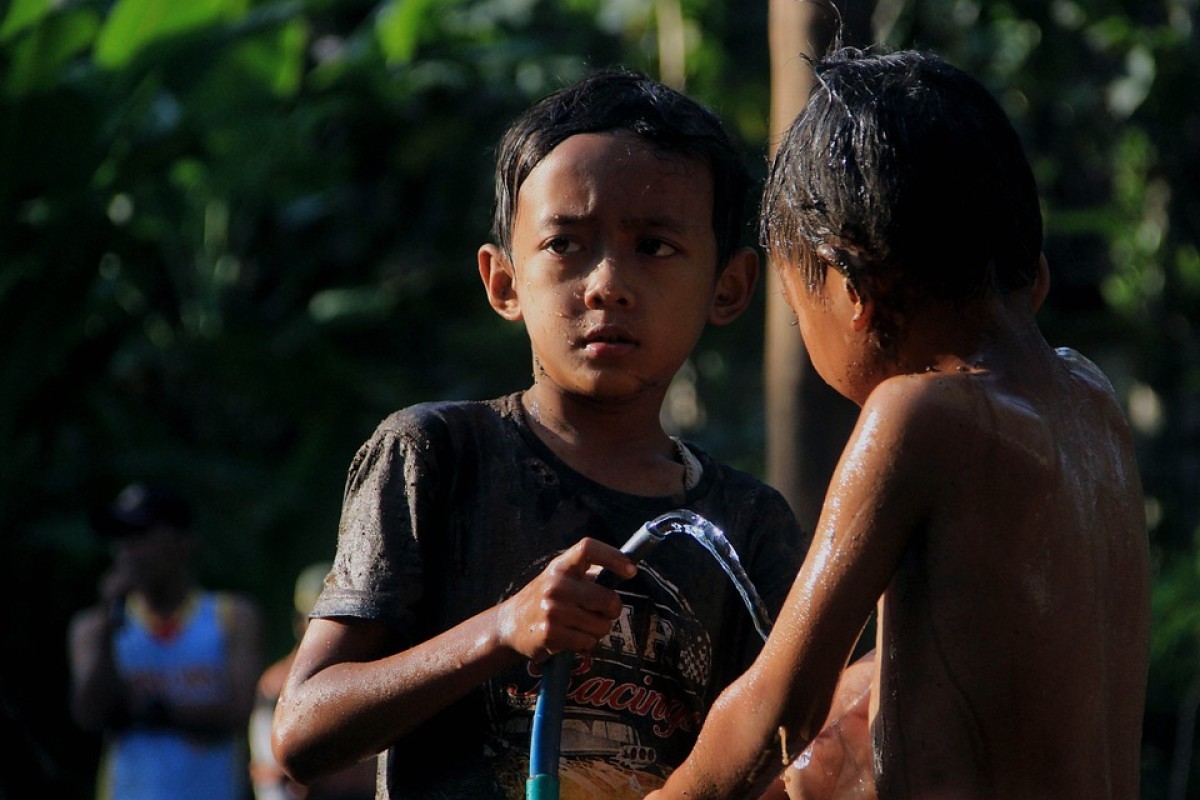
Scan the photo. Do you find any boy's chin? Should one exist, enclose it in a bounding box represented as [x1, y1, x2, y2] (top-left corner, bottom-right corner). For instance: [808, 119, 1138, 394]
[546, 378, 665, 406]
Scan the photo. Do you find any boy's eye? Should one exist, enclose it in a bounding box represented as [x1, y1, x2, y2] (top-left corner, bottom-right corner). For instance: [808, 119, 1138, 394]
[637, 238, 678, 257]
[545, 237, 581, 255]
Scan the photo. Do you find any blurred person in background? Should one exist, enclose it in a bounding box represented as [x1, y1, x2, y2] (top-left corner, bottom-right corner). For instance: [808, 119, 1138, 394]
[68, 482, 263, 800]
[250, 562, 375, 800]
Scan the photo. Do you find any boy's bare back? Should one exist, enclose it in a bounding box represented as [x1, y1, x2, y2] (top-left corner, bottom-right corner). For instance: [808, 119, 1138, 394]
[648, 48, 1150, 800]
[857, 340, 1148, 797]
[652, 300, 1150, 800]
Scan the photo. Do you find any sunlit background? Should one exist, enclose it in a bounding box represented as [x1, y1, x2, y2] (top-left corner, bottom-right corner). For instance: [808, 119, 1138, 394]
[1, 0, 1197, 797]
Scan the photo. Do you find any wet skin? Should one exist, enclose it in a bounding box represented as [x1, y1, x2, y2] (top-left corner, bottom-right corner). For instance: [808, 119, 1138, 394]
[272, 131, 759, 782]
[784, 653, 875, 800]
[648, 256, 1150, 799]
[479, 131, 757, 497]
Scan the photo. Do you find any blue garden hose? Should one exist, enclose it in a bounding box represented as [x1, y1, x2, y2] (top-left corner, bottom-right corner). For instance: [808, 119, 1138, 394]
[526, 653, 573, 800]
[525, 521, 672, 800]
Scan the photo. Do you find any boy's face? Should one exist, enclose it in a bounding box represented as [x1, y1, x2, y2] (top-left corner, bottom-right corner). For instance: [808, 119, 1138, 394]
[483, 132, 742, 405]
[777, 259, 874, 405]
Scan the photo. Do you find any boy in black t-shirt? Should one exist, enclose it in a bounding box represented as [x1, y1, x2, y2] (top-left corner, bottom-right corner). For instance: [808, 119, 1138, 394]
[272, 70, 806, 799]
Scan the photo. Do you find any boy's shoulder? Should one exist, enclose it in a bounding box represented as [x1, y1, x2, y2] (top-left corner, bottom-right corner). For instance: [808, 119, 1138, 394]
[860, 369, 979, 430]
[348, 394, 525, 477]
[1054, 346, 1119, 398]
[855, 367, 1044, 464]
[377, 393, 522, 434]
[859, 346, 1126, 464]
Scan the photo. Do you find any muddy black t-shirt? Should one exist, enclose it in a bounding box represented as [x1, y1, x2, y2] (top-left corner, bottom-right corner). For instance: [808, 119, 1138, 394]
[313, 393, 805, 799]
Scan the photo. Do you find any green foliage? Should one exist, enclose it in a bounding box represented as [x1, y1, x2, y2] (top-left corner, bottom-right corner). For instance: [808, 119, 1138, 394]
[0, 0, 1196, 796]
[94, 0, 251, 69]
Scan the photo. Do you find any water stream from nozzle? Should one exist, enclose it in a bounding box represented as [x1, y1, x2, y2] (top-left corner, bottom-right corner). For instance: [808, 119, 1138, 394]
[626, 508, 773, 641]
[527, 509, 774, 799]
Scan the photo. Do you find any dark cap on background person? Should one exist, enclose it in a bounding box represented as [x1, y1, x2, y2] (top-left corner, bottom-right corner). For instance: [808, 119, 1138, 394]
[92, 483, 193, 538]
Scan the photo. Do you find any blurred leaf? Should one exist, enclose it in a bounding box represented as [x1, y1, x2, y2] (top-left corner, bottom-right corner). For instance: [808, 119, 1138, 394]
[2, 8, 100, 97]
[94, 0, 249, 68]
[0, 0, 52, 42]
[376, 0, 465, 64]
[205, 15, 309, 97]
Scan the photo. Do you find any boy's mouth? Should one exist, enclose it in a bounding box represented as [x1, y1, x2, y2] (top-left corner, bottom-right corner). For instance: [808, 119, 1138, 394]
[581, 325, 637, 354]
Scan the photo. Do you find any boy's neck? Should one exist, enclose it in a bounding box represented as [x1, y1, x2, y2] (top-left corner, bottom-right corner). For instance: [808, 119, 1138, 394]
[521, 387, 689, 498]
[886, 295, 1047, 379]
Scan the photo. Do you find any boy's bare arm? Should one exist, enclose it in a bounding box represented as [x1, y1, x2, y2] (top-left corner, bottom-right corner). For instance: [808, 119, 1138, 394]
[273, 537, 634, 783]
[728, 656, 875, 800]
[649, 381, 939, 799]
[784, 652, 875, 800]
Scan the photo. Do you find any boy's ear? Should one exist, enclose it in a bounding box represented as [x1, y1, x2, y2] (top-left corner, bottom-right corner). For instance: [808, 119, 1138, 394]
[1031, 252, 1051, 312]
[817, 242, 872, 331]
[708, 247, 759, 326]
[478, 244, 523, 321]
[843, 277, 872, 332]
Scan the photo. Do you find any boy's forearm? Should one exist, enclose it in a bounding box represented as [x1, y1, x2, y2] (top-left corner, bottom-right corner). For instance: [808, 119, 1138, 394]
[654, 676, 791, 800]
[274, 536, 632, 782]
[652, 634, 856, 800]
[273, 608, 522, 783]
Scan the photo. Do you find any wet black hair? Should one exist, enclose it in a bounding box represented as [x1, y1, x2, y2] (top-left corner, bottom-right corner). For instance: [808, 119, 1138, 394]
[761, 48, 1042, 302]
[491, 68, 750, 268]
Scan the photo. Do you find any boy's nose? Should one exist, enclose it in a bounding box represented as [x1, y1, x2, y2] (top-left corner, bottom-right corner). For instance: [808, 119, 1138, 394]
[582, 257, 634, 309]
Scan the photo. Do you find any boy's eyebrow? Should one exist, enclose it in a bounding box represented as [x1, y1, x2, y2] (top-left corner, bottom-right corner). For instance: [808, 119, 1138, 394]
[538, 212, 590, 227]
[538, 212, 697, 232]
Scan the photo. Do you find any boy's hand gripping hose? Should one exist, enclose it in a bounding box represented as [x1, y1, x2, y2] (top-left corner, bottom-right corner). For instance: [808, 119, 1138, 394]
[525, 521, 672, 800]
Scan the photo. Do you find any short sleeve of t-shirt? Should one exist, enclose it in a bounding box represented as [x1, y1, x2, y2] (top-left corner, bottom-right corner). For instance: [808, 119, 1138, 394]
[311, 406, 449, 635]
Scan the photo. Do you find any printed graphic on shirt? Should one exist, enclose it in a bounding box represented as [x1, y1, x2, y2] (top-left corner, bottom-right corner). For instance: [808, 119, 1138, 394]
[482, 558, 714, 799]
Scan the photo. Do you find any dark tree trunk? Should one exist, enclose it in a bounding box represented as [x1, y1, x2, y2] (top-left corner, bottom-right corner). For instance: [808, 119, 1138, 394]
[764, 1, 872, 533]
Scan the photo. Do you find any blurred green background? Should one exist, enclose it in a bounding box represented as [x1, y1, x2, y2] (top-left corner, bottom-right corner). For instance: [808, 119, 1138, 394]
[1, 0, 1197, 797]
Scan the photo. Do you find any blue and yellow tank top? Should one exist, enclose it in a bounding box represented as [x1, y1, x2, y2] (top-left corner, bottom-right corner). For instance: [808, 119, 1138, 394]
[97, 591, 243, 800]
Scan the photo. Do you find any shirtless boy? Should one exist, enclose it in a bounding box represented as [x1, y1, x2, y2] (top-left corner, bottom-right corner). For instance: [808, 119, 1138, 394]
[272, 69, 804, 799]
[648, 48, 1150, 800]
